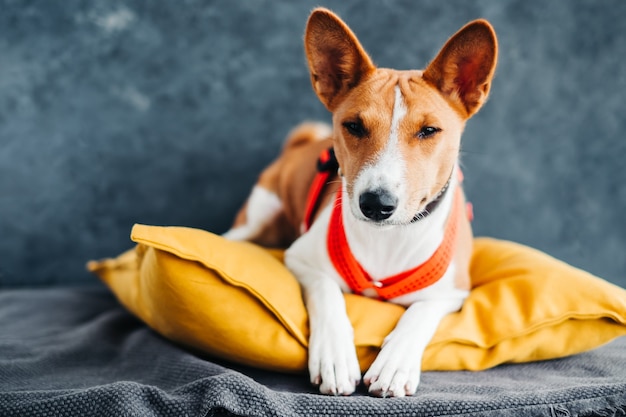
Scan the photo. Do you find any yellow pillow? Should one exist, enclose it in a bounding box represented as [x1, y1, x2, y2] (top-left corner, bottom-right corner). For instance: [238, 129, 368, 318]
[88, 224, 626, 373]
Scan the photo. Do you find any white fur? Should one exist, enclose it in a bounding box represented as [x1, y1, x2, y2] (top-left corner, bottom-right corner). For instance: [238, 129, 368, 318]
[284, 204, 362, 395]
[222, 186, 282, 241]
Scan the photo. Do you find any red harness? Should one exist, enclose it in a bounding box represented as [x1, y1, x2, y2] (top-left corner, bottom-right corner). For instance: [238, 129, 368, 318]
[302, 148, 468, 300]
[302, 148, 337, 232]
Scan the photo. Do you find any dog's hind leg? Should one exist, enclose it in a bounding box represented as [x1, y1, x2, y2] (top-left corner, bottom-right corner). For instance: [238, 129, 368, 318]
[222, 184, 287, 244]
[224, 122, 332, 247]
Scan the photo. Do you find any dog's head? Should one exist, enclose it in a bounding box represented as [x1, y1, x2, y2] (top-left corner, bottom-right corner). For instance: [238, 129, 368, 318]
[305, 8, 497, 226]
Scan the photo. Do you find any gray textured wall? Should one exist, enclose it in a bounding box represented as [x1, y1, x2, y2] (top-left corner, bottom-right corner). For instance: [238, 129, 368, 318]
[1, 1, 625, 287]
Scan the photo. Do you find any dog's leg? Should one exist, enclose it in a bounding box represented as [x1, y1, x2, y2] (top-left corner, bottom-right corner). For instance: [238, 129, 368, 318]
[285, 223, 362, 396]
[292, 263, 362, 395]
[306, 277, 361, 395]
[364, 296, 465, 398]
[222, 185, 283, 242]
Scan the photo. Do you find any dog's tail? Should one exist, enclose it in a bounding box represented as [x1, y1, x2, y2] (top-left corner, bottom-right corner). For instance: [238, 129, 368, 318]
[283, 121, 332, 150]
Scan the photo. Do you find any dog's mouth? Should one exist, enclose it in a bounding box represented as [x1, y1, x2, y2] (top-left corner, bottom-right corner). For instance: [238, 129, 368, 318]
[352, 175, 453, 227]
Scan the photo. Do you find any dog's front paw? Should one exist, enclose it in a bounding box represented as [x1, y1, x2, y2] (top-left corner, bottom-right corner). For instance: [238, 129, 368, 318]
[363, 333, 422, 398]
[308, 319, 362, 396]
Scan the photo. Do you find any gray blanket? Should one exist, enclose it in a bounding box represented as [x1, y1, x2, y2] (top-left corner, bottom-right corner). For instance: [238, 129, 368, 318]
[1, 288, 625, 417]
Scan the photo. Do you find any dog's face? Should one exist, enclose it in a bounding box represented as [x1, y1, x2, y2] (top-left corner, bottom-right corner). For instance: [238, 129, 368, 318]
[305, 9, 497, 226]
[330, 70, 466, 225]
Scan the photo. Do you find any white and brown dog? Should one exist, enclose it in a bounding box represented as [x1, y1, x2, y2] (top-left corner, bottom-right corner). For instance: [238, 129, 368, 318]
[224, 8, 497, 397]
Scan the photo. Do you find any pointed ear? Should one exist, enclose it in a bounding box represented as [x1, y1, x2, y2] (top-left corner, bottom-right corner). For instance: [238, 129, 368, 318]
[423, 19, 498, 118]
[304, 8, 376, 111]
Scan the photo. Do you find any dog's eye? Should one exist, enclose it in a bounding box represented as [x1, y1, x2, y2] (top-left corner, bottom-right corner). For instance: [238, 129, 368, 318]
[417, 126, 441, 140]
[342, 121, 368, 138]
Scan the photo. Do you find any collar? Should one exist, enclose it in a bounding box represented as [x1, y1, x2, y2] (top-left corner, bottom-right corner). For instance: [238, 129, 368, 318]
[410, 173, 453, 223]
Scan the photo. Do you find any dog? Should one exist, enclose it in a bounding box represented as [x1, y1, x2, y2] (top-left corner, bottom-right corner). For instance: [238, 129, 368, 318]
[223, 8, 497, 397]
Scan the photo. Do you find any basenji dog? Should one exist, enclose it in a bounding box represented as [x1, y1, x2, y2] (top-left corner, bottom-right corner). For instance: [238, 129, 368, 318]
[224, 8, 497, 397]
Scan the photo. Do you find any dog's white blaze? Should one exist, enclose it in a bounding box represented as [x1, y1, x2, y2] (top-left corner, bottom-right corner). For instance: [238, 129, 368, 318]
[390, 84, 407, 143]
[351, 85, 408, 220]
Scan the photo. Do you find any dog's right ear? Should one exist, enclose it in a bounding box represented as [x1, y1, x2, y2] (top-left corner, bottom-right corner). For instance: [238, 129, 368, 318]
[304, 8, 376, 111]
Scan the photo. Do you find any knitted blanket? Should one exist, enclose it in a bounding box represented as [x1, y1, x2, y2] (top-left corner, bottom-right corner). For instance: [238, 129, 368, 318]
[1, 288, 625, 417]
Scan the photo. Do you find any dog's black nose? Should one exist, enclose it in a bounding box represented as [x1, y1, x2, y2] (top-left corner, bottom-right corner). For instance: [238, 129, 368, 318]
[359, 191, 397, 221]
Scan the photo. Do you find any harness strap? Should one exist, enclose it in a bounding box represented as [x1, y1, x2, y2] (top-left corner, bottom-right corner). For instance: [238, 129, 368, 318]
[302, 148, 338, 232]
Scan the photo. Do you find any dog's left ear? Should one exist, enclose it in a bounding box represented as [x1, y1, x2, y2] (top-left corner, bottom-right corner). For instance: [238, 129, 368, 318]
[423, 20, 498, 118]
[304, 8, 376, 111]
